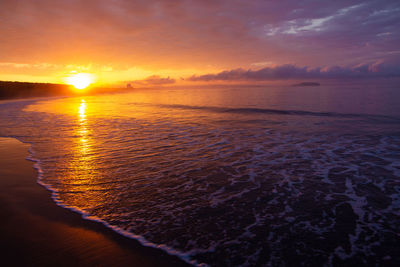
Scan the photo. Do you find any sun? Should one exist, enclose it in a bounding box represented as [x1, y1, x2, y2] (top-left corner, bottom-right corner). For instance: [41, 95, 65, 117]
[67, 73, 94, 90]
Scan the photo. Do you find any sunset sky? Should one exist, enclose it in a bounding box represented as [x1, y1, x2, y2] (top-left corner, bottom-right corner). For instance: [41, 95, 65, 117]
[1, 0, 399, 85]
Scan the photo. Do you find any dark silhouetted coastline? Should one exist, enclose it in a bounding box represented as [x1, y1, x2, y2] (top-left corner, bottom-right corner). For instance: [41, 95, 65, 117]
[0, 81, 74, 99]
[0, 81, 135, 100]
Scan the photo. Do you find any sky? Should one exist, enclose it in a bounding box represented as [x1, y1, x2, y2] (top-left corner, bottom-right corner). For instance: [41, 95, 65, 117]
[0, 0, 399, 85]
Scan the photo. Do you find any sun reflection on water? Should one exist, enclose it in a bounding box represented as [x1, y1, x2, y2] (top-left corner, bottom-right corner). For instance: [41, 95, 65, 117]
[77, 99, 90, 153]
[79, 100, 86, 120]
[68, 98, 100, 197]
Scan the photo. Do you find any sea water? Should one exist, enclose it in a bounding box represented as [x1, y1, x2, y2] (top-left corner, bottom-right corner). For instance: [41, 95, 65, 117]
[0, 84, 399, 266]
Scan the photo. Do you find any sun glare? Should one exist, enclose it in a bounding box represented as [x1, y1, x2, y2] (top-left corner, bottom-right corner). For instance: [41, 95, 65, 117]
[67, 73, 94, 90]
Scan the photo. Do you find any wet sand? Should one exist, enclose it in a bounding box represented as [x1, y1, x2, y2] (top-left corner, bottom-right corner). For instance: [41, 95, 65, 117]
[0, 137, 190, 267]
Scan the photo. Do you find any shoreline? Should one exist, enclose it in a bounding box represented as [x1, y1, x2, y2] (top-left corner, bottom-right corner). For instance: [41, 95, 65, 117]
[0, 137, 191, 267]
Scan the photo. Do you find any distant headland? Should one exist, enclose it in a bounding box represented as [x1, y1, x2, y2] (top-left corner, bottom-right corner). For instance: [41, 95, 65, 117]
[0, 81, 73, 99]
[0, 81, 132, 100]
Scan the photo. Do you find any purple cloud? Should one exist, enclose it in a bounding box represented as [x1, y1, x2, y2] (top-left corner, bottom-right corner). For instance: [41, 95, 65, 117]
[187, 60, 400, 82]
[129, 75, 175, 86]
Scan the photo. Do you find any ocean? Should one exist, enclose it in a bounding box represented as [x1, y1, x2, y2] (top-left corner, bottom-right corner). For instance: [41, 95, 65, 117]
[1, 84, 399, 266]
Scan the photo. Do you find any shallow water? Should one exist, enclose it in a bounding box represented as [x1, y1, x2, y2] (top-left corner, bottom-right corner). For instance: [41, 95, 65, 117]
[1, 85, 400, 266]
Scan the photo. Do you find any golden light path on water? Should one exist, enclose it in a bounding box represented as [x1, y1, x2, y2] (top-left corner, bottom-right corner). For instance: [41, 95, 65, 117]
[68, 99, 100, 199]
[78, 99, 89, 150]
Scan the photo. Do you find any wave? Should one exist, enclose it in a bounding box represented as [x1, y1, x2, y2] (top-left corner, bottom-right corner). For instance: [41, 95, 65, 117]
[6, 136, 202, 267]
[135, 102, 400, 123]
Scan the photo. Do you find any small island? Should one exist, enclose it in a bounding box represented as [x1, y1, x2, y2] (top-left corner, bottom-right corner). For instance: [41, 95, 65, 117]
[292, 82, 320, 87]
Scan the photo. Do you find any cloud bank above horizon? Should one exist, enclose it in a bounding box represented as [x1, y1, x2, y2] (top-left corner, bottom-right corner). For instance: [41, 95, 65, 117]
[188, 61, 400, 82]
[0, 0, 399, 83]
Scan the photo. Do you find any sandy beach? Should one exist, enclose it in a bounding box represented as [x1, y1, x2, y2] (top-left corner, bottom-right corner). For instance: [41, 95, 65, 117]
[0, 137, 190, 267]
